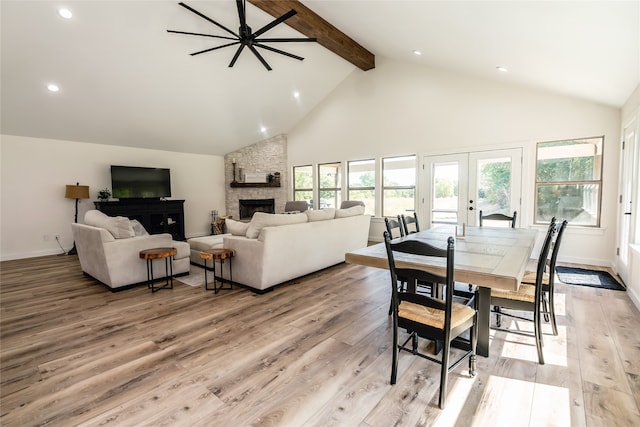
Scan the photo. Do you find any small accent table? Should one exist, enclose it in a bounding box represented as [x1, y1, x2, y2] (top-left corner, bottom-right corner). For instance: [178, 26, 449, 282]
[139, 247, 177, 292]
[199, 248, 235, 293]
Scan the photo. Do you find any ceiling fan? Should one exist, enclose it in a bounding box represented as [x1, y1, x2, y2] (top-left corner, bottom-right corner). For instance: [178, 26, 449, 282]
[167, 1, 317, 71]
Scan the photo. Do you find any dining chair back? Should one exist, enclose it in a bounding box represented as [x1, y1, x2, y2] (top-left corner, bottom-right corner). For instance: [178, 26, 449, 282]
[384, 231, 477, 409]
[490, 221, 557, 364]
[479, 210, 517, 228]
[384, 216, 405, 239]
[284, 200, 309, 212]
[400, 212, 420, 235]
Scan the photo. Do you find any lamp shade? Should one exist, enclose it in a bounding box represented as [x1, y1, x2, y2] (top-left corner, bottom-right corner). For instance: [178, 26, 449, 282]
[65, 184, 90, 199]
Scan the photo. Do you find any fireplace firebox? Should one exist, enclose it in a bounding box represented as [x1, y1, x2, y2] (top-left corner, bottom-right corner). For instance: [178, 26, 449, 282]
[239, 199, 275, 220]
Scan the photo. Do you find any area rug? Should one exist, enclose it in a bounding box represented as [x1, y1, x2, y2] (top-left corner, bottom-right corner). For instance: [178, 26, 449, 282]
[556, 266, 625, 291]
[176, 266, 206, 287]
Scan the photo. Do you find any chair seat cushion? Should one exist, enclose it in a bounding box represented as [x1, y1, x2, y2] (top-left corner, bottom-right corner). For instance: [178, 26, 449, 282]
[399, 301, 475, 329]
[491, 283, 536, 303]
[521, 270, 550, 285]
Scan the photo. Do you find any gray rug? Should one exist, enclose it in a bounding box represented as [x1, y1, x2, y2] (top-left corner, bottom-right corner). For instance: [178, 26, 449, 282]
[176, 266, 206, 287]
[556, 266, 625, 291]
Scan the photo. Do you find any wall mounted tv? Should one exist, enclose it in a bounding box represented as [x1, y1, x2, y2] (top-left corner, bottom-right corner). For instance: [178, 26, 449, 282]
[111, 165, 171, 199]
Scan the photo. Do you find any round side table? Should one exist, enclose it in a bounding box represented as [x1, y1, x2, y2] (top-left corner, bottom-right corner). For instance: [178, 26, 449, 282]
[199, 248, 235, 293]
[139, 247, 177, 292]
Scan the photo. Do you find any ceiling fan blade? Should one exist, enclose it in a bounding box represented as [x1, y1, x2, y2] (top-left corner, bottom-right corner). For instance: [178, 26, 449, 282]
[167, 30, 237, 41]
[255, 43, 304, 61]
[255, 37, 317, 43]
[252, 9, 297, 38]
[248, 45, 272, 71]
[228, 44, 246, 67]
[236, 0, 247, 32]
[178, 2, 238, 38]
[190, 41, 240, 56]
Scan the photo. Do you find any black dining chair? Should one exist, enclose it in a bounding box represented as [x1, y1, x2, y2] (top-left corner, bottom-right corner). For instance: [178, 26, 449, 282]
[400, 212, 420, 235]
[384, 231, 477, 409]
[384, 216, 405, 239]
[520, 219, 568, 336]
[490, 220, 557, 364]
[479, 210, 517, 228]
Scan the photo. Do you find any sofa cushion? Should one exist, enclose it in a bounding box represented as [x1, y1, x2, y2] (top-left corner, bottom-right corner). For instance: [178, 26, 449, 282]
[84, 210, 134, 239]
[225, 218, 250, 236]
[245, 212, 308, 239]
[305, 208, 335, 222]
[335, 205, 365, 218]
[130, 219, 149, 236]
[188, 234, 230, 251]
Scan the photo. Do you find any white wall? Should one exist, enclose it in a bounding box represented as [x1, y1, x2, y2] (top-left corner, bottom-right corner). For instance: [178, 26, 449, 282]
[288, 58, 622, 267]
[0, 135, 226, 260]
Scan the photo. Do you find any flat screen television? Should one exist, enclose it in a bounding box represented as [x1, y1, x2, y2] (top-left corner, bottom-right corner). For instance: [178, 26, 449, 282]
[111, 165, 171, 199]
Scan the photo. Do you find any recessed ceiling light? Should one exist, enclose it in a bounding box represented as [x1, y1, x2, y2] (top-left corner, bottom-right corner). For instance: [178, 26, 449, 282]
[412, 50, 422, 56]
[496, 66, 508, 72]
[47, 83, 60, 92]
[293, 91, 300, 98]
[260, 126, 267, 133]
[58, 8, 73, 19]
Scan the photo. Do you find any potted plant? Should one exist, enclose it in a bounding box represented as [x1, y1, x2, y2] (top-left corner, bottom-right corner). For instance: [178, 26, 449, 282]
[98, 188, 111, 201]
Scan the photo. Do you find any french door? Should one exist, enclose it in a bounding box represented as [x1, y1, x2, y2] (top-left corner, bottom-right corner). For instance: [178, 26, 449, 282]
[423, 148, 522, 228]
[616, 120, 638, 285]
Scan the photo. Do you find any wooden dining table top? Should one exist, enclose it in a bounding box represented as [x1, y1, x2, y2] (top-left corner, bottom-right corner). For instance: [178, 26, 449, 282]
[345, 225, 539, 291]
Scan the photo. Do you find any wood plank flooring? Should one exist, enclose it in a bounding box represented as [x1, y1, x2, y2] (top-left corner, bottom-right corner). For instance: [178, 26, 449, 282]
[1, 255, 639, 426]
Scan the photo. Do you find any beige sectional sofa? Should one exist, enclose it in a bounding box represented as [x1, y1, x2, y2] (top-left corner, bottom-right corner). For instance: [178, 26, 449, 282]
[72, 210, 190, 290]
[188, 206, 371, 293]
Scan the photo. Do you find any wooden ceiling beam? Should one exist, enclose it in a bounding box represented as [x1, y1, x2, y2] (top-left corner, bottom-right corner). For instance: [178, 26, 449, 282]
[247, 0, 375, 71]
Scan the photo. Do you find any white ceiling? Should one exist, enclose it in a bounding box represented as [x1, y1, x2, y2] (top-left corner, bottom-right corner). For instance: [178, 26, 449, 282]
[2, 1, 638, 156]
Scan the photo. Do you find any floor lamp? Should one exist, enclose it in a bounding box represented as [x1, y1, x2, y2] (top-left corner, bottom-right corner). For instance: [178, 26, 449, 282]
[65, 182, 90, 255]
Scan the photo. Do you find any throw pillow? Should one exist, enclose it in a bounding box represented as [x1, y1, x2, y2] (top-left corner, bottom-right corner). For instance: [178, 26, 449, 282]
[305, 208, 335, 222]
[335, 205, 365, 218]
[84, 209, 135, 239]
[225, 219, 250, 236]
[245, 212, 307, 239]
[130, 219, 149, 236]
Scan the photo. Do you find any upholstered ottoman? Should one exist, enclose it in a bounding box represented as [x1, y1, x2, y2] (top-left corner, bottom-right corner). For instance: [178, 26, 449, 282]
[187, 234, 231, 267]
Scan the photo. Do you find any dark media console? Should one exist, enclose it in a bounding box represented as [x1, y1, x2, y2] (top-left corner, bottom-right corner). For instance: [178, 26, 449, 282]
[94, 199, 185, 241]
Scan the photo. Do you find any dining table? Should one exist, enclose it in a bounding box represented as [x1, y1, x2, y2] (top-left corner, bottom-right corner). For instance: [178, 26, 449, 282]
[345, 224, 539, 357]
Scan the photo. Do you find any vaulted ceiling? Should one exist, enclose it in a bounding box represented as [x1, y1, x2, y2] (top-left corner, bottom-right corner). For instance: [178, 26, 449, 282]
[1, 1, 638, 156]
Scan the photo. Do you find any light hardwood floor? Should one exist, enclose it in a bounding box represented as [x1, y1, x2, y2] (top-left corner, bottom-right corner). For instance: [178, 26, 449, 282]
[1, 255, 639, 426]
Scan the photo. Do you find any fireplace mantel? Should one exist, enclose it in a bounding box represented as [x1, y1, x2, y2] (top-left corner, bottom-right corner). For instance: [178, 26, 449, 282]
[230, 181, 281, 188]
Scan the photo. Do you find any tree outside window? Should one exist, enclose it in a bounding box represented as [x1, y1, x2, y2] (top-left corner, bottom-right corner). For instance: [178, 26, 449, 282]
[535, 136, 603, 226]
[318, 162, 342, 209]
[293, 165, 313, 208]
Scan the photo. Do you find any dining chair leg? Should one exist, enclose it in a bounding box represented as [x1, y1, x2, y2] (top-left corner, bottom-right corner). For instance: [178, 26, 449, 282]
[391, 317, 399, 385]
[534, 307, 545, 365]
[439, 341, 451, 409]
[547, 290, 558, 336]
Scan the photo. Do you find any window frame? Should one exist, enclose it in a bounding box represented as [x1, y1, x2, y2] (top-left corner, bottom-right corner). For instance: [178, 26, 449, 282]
[534, 136, 604, 227]
[347, 158, 376, 215]
[382, 155, 417, 218]
[317, 162, 342, 209]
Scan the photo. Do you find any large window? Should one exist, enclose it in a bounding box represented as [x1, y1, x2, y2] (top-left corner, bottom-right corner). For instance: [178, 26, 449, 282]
[347, 159, 375, 215]
[318, 162, 342, 209]
[293, 165, 313, 208]
[382, 155, 416, 217]
[535, 136, 603, 226]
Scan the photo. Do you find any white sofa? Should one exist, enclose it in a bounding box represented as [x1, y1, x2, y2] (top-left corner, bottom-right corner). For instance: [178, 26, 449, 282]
[188, 207, 371, 293]
[72, 210, 190, 290]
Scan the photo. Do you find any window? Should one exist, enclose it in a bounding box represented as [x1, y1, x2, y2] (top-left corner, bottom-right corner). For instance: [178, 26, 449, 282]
[318, 162, 342, 209]
[535, 136, 603, 226]
[293, 165, 313, 208]
[347, 159, 375, 215]
[382, 155, 416, 217]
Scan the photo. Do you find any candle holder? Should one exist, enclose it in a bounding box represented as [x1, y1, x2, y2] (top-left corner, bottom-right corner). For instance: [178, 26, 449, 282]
[232, 161, 237, 183]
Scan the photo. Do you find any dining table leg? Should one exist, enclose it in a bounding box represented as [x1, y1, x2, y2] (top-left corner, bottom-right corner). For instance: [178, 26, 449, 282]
[476, 286, 491, 357]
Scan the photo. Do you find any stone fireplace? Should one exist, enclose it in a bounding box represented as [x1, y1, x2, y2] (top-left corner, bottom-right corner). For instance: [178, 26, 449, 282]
[239, 199, 275, 220]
